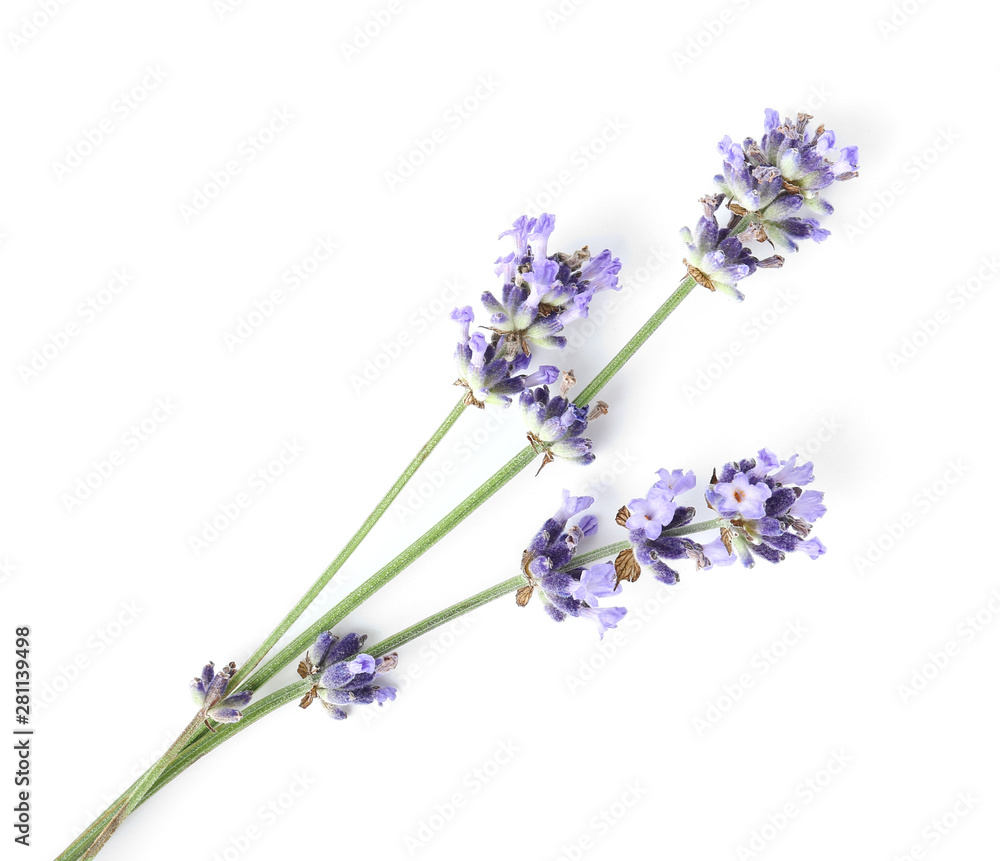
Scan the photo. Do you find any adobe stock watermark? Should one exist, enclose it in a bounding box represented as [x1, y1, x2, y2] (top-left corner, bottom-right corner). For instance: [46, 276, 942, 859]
[682, 286, 798, 403]
[391, 407, 518, 524]
[0, 555, 18, 587]
[207, 772, 318, 861]
[844, 127, 959, 243]
[16, 268, 134, 385]
[852, 459, 968, 574]
[877, 0, 933, 40]
[51, 65, 168, 181]
[213, 0, 250, 21]
[552, 782, 646, 860]
[670, 0, 756, 71]
[692, 620, 808, 737]
[61, 398, 179, 513]
[790, 415, 843, 459]
[566, 580, 689, 694]
[575, 450, 639, 499]
[404, 740, 519, 854]
[384, 76, 501, 192]
[65, 727, 178, 839]
[517, 117, 627, 219]
[887, 254, 998, 371]
[178, 107, 294, 223]
[34, 601, 143, 711]
[340, 0, 410, 62]
[349, 279, 466, 393]
[897, 587, 1000, 705]
[188, 439, 306, 556]
[792, 84, 834, 117]
[6, 0, 73, 54]
[223, 235, 339, 351]
[545, 0, 588, 29]
[735, 749, 852, 859]
[891, 791, 980, 860]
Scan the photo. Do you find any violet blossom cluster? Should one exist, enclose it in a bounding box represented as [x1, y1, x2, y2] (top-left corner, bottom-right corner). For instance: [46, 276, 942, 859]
[298, 631, 398, 720]
[702, 449, 827, 568]
[190, 661, 253, 726]
[451, 215, 619, 469]
[451, 307, 558, 408]
[520, 371, 607, 472]
[617, 453, 827, 583]
[621, 469, 708, 585]
[486, 214, 622, 359]
[517, 490, 626, 638]
[681, 109, 859, 300]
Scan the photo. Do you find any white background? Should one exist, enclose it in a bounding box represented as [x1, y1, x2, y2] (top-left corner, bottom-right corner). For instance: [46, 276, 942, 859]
[2, 1, 996, 859]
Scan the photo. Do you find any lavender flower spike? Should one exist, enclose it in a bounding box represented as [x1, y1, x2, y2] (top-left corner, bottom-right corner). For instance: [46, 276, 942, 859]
[683, 108, 858, 300]
[716, 160, 828, 253]
[755, 109, 859, 213]
[680, 195, 760, 301]
[190, 661, 253, 726]
[718, 109, 859, 233]
[520, 371, 607, 474]
[518, 490, 626, 638]
[451, 306, 558, 408]
[480, 283, 568, 359]
[484, 214, 621, 358]
[620, 469, 706, 585]
[703, 449, 827, 568]
[297, 631, 398, 720]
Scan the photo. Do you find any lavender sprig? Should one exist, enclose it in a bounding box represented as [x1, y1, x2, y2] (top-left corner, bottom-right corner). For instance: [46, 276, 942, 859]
[703, 449, 827, 567]
[684, 108, 859, 300]
[516, 490, 626, 638]
[484, 214, 622, 358]
[189, 661, 253, 727]
[297, 632, 398, 720]
[73, 449, 830, 854]
[520, 371, 608, 474]
[61, 109, 852, 861]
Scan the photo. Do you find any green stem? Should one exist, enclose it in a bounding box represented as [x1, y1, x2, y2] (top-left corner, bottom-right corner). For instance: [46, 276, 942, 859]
[663, 517, 724, 537]
[63, 503, 717, 858]
[243, 274, 707, 692]
[55, 685, 312, 861]
[85, 511, 733, 835]
[570, 541, 630, 569]
[368, 576, 524, 656]
[78, 714, 204, 858]
[144, 512, 750, 814]
[228, 397, 468, 691]
[56, 784, 140, 861]
[151, 681, 313, 792]
[576, 276, 696, 404]
[61, 400, 469, 859]
[139, 577, 527, 810]
[60, 262, 711, 859]
[62, 520, 732, 859]
[242, 447, 538, 693]
[130, 681, 315, 821]
[573, 210, 749, 407]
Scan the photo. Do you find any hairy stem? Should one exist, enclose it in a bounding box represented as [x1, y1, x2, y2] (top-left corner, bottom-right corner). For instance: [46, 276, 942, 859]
[140, 577, 527, 808]
[228, 397, 468, 691]
[242, 447, 538, 693]
[77, 713, 204, 858]
[59, 269, 709, 858]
